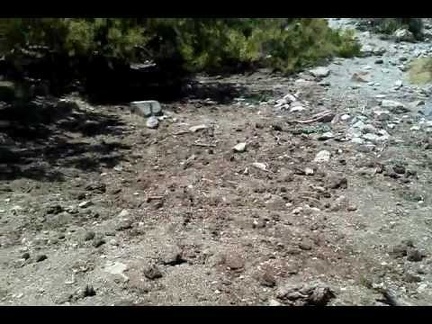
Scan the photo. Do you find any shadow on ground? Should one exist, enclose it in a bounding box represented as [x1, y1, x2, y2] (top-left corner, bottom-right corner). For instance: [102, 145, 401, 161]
[0, 101, 131, 182]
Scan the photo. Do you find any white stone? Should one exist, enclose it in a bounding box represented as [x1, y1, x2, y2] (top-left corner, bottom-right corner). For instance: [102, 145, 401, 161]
[118, 209, 130, 218]
[341, 114, 351, 121]
[233, 142, 247, 153]
[146, 116, 159, 129]
[104, 261, 128, 281]
[309, 67, 330, 78]
[189, 124, 208, 133]
[313, 150, 331, 163]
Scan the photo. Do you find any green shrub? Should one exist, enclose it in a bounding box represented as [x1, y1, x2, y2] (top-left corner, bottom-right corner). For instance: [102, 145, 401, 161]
[0, 18, 360, 99]
[359, 18, 424, 40]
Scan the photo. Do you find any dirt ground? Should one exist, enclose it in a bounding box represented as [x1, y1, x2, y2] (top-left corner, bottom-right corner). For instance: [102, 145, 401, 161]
[2, 19, 432, 305]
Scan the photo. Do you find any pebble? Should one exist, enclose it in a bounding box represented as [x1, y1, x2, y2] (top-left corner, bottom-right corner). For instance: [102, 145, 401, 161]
[268, 299, 283, 306]
[252, 162, 268, 171]
[93, 238, 106, 248]
[309, 67, 330, 78]
[318, 132, 334, 140]
[162, 249, 186, 266]
[115, 219, 133, 231]
[305, 167, 314, 176]
[189, 124, 208, 133]
[290, 106, 306, 113]
[117, 209, 130, 218]
[21, 252, 30, 260]
[313, 150, 331, 163]
[78, 201, 92, 208]
[36, 254, 48, 262]
[83, 285, 96, 297]
[407, 248, 424, 262]
[104, 261, 129, 281]
[340, 114, 351, 121]
[84, 231, 95, 241]
[144, 264, 163, 280]
[233, 142, 247, 153]
[224, 253, 245, 270]
[260, 271, 277, 287]
[404, 272, 422, 283]
[380, 100, 409, 114]
[46, 205, 64, 215]
[145, 116, 160, 129]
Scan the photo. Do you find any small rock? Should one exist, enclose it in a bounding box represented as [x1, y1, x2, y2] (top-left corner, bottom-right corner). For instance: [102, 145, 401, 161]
[144, 264, 163, 280]
[78, 201, 92, 208]
[252, 162, 268, 171]
[252, 218, 266, 229]
[330, 195, 348, 212]
[309, 67, 330, 78]
[83, 285, 96, 297]
[268, 299, 283, 306]
[407, 248, 425, 262]
[313, 150, 331, 163]
[299, 239, 313, 251]
[162, 249, 186, 266]
[393, 164, 406, 175]
[318, 132, 334, 141]
[380, 100, 409, 114]
[93, 238, 105, 248]
[260, 271, 277, 287]
[309, 286, 335, 306]
[21, 252, 30, 260]
[46, 205, 63, 215]
[277, 282, 335, 306]
[390, 240, 413, 258]
[290, 105, 306, 113]
[130, 100, 162, 117]
[104, 261, 128, 281]
[36, 254, 47, 262]
[351, 72, 371, 83]
[84, 231, 95, 241]
[410, 100, 425, 107]
[375, 59, 384, 64]
[373, 110, 391, 121]
[394, 28, 415, 42]
[85, 183, 106, 194]
[394, 80, 403, 89]
[189, 124, 208, 133]
[233, 142, 247, 153]
[115, 219, 133, 231]
[340, 114, 351, 121]
[351, 137, 364, 145]
[347, 205, 358, 212]
[146, 116, 159, 129]
[363, 133, 385, 144]
[404, 272, 422, 283]
[224, 253, 245, 270]
[118, 209, 130, 218]
[305, 167, 314, 176]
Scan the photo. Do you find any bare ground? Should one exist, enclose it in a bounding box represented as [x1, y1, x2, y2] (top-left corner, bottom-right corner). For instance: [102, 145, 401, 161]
[0, 69, 432, 306]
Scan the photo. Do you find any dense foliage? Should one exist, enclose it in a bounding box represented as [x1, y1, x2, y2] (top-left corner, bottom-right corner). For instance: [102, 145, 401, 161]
[0, 18, 360, 101]
[357, 18, 424, 40]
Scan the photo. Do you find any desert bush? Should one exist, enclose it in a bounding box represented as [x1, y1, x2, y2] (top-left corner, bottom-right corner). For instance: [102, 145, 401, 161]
[357, 18, 423, 40]
[0, 18, 360, 101]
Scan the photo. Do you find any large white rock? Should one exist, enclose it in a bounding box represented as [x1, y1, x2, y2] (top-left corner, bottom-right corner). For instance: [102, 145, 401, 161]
[313, 150, 331, 163]
[131, 100, 162, 117]
[309, 67, 330, 78]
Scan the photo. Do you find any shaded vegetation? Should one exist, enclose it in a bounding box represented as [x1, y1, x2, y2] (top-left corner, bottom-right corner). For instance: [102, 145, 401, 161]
[357, 18, 424, 40]
[0, 18, 360, 102]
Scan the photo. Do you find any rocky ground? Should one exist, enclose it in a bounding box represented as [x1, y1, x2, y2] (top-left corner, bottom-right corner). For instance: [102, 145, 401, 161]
[1, 18, 432, 306]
